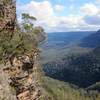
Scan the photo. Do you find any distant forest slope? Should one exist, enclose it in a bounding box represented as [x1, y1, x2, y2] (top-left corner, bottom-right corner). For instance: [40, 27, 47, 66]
[80, 29, 100, 48]
[43, 46, 100, 88]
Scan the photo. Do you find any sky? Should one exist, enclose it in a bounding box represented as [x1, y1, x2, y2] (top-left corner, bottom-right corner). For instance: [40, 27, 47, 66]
[17, 0, 100, 32]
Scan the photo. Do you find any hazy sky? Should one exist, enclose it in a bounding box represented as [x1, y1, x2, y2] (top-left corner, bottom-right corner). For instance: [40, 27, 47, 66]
[17, 0, 100, 32]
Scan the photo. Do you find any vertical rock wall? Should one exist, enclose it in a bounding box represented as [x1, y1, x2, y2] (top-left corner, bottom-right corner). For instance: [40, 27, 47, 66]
[0, 0, 45, 100]
[0, 0, 49, 99]
[0, 0, 16, 31]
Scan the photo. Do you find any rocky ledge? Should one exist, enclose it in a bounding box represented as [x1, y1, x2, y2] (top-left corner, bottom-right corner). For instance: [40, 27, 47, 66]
[1, 48, 42, 100]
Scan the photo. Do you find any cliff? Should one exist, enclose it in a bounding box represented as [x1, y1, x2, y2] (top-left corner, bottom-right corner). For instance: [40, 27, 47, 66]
[0, 0, 16, 32]
[0, 0, 47, 100]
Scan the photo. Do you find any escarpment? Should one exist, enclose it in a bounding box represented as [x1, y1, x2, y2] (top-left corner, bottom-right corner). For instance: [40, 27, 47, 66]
[0, 0, 47, 100]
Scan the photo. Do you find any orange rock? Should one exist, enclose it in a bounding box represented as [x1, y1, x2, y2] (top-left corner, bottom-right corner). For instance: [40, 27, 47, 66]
[17, 90, 30, 100]
[27, 74, 33, 84]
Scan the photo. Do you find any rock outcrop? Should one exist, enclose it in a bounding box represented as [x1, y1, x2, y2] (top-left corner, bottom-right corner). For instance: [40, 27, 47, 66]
[0, 1, 17, 99]
[0, 0, 16, 32]
[0, 0, 46, 100]
[3, 49, 42, 100]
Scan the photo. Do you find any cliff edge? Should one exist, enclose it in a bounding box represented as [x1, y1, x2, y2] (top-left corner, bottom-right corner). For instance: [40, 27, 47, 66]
[0, 0, 47, 100]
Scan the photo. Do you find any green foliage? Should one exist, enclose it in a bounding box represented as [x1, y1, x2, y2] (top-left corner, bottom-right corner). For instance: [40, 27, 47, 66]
[0, 13, 45, 62]
[24, 23, 33, 31]
[22, 13, 37, 32]
[0, 30, 23, 61]
[41, 76, 100, 100]
[22, 13, 37, 21]
[21, 13, 46, 43]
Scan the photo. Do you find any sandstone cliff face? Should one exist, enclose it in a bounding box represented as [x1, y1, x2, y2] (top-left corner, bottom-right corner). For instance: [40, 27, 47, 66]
[0, 0, 16, 32]
[3, 50, 42, 100]
[0, 1, 17, 99]
[0, 0, 46, 100]
[0, 65, 17, 100]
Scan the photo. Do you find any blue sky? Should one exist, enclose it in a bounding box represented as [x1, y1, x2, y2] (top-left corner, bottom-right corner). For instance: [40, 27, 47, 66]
[17, 0, 100, 32]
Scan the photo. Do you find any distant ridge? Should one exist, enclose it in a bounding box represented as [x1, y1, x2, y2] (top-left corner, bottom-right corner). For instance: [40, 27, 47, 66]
[80, 29, 100, 48]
